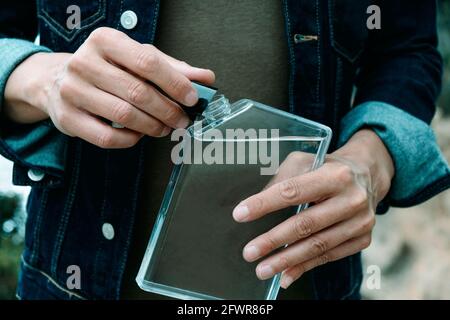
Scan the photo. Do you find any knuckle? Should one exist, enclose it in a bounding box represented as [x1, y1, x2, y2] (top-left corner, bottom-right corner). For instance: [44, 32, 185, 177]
[309, 237, 328, 256]
[317, 254, 330, 266]
[349, 188, 369, 210]
[288, 151, 303, 162]
[112, 101, 134, 125]
[168, 76, 190, 95]
[142, 43, 156, 51]
[88, 27, 114, 45]
[252, 196, 264, 212]
[148, 122, 167, 137]
[293, 264, 306, 277]
[66, 55, 85, 74]
[54, 108, 70, 128]
[163, 106, 182, 125]
[246, 196, 264, 216]
[179, 60, 190, 67]
[360, 215, 376, 233]
[136, 49, 159, 74]
[361, 235, 372, 249]
[58, 79, 75, 99]
[378, 172, 392, 197]
[335, 164, 354, 184]
[276, 255, 291, 271]
[123, 134, 140, 148]
[261, 233, 279, 252]
[279, 179, 301, 204]
[127, 81, 148, 106]
[292, 215, 315, 239]
[285, 151, 312, 173]
[343, 225, 355, 240]
[96, 130, 115, 148]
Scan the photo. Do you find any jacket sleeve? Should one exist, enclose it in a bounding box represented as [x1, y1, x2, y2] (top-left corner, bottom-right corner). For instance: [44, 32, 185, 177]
[1, 2, 66, 187]
[354, 0, 442, 123]
[339, 0, 450, 213]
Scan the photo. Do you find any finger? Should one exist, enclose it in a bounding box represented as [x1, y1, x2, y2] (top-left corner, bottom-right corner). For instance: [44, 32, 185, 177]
[280, 234, 372, 289]
[61, 107, 142, 148]
[232, 169, 336, 223]
[159, 52, 216, 85]
[253, 211, 374, 280]
[62, 79, 171, 137]
[82, 58, 190, 129]
[263, 151, 316, 190]
[92, 30, 199, 106]
[242, 196, 359, 262]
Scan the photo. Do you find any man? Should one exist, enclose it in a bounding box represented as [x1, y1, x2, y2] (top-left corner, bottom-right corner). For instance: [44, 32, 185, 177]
[0, 1, 449, 299]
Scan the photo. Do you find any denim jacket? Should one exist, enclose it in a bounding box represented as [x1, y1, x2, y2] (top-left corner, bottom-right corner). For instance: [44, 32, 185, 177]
[0, 0, 449, 300]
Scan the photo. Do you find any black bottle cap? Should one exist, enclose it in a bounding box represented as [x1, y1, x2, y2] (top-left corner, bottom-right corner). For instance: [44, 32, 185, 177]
[181, 82, 218, 121]
[183, 98, 209, 121]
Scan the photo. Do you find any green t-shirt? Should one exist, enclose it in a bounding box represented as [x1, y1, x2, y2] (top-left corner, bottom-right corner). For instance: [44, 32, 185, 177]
[121, 0, 313, 299]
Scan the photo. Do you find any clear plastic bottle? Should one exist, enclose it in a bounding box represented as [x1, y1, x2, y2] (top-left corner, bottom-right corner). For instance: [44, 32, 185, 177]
[136, 88, 332, 300]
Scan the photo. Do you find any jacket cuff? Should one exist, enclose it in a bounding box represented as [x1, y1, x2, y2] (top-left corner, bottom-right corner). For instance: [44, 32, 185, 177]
[0, 38, 66, 187]
[0, 118, 67, 187]
[0, 38, 52, 110]
[338, 101, 450, 213]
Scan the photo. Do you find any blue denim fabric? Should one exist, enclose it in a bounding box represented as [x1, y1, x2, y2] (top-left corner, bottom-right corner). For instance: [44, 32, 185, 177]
[0, 0, 449, 300]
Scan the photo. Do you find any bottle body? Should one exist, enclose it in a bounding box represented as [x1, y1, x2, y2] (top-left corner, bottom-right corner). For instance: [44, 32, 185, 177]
[136, 98, 332, 300]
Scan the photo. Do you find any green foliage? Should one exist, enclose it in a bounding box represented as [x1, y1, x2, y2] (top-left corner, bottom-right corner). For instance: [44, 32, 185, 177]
[0, 192, 23, 299]
[0, 192, 21, 225]
[0, 238, 23, 299]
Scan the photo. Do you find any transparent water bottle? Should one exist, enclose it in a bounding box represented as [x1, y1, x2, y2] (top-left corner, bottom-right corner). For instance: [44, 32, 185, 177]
[136, 84, 332, 300]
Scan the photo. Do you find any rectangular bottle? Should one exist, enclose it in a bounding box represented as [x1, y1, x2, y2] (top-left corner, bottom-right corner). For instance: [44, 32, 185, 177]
[136, 94, 332, 300]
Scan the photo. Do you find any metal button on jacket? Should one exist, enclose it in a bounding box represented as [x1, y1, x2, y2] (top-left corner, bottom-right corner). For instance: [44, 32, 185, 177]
[120, 10, 138, 30]
[27, 169, 45, 182]
[102, 223, 115, 240]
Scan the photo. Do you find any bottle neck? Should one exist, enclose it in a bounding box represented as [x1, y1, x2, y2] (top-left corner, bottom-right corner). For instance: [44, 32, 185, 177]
[202, 95, 231, 122]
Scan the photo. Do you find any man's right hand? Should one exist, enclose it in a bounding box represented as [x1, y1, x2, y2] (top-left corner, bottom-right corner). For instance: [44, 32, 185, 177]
[3, 27, 215, 148]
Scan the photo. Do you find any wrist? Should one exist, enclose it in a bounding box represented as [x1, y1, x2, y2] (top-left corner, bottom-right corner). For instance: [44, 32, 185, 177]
[4, 52, 70, 123]
[334, 128, 395, 201]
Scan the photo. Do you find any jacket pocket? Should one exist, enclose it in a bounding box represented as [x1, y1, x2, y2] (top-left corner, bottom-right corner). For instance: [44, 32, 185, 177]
[17, 256, 85, 300]
[37, 0, 106, 42]
[329, 0, 370, 64]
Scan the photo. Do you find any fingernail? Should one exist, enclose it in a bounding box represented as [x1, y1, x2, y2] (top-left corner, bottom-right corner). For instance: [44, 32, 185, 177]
[207, 69, 216, 81]
[280, 275, 294, 289]
[243, 245, 260, 262]
[257, 264, 274, 280]
[176, 117, 190, 129]
[233, 205, 249, 222]
[184, 89, 198, 106]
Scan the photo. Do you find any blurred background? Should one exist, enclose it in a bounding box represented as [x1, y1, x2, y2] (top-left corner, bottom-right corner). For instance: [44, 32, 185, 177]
[1, 1, 450, 300]
[361, 0, 450, 299]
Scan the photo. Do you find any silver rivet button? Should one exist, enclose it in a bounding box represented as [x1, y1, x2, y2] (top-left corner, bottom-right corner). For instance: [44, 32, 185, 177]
[27, 169, 45, 182]
[120, 10, 138, 30]
[102, 223, 115, 240]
